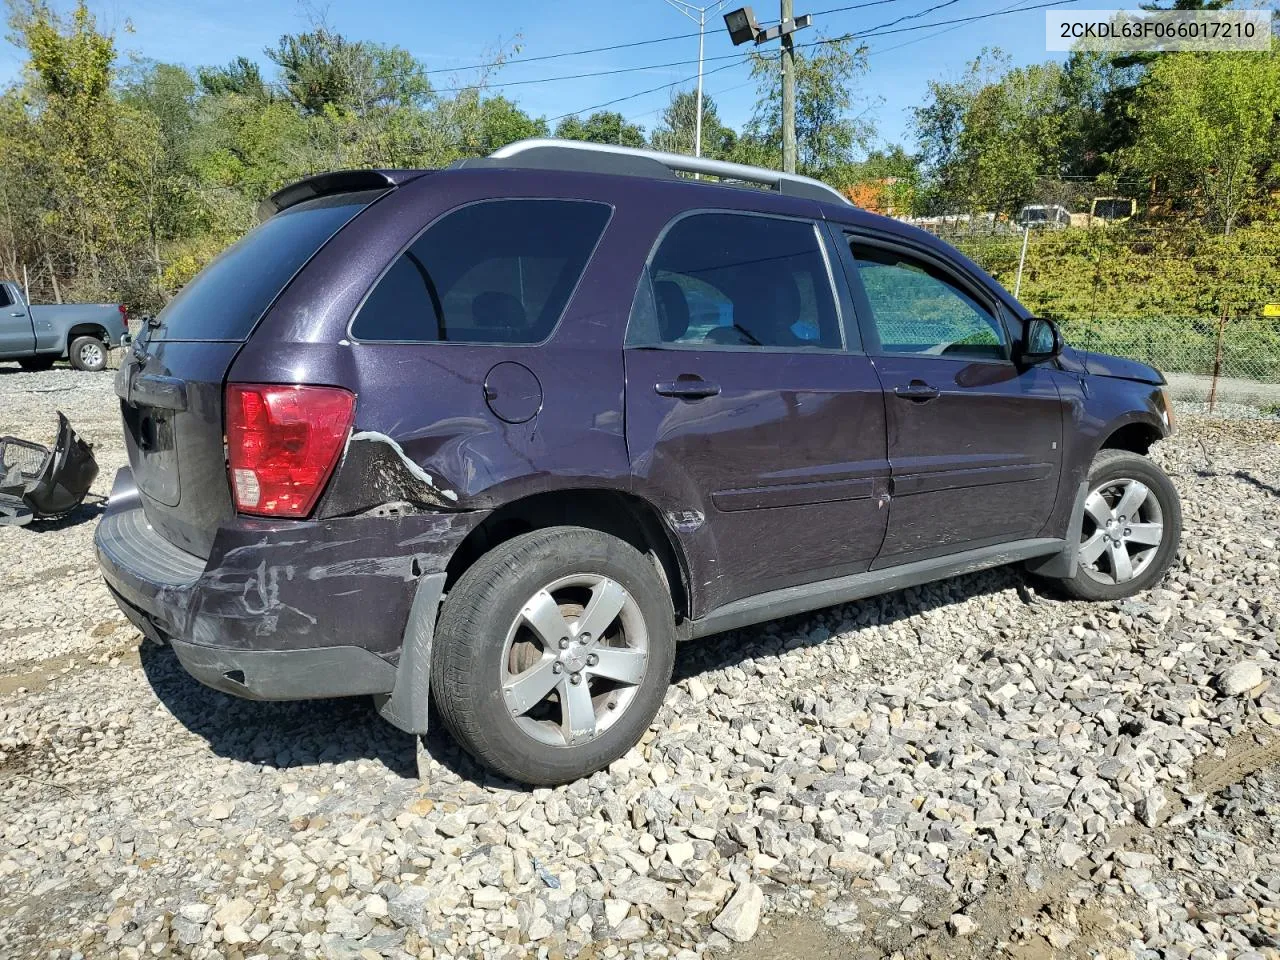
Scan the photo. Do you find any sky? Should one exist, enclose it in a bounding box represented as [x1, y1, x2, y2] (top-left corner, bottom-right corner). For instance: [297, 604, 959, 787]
[0, 0, 1075, 151]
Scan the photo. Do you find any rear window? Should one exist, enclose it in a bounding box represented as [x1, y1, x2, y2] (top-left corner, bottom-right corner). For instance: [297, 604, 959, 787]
[152, 190, 383, 341]
[351, 199, 611, 344]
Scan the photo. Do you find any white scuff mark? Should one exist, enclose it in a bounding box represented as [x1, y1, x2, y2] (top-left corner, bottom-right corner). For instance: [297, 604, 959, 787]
[349, 430, 460, 501]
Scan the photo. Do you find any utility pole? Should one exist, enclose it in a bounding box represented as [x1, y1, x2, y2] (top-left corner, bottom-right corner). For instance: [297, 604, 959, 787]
[663, 0, 730, 158]
[780, 0, 796, 173]
[724, 6, 811, 173]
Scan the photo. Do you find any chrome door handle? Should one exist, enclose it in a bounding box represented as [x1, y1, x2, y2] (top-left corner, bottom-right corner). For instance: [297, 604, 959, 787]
[893, 381, 940, 402]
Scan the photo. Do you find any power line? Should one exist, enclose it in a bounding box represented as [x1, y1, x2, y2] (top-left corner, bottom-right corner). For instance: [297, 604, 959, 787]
[417, 0, 989, 97]
[423, 0, 907, 76]
[815, 0, 1089, 44]
[421, 31, 703, 75]
[555, 0, 1087, 121]
[548, 58, 745, 124]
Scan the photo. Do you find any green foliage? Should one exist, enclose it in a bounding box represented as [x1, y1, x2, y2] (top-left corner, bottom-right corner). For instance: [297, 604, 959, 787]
[553, 111, 645, 148]
[649, 90, 735, 159]
[197, 57, 270, 100]
[739, 35, 875, 179]
[1127, 50, 1280, 235]
[947, 225, 1280, 380]
[914, 52, 1073, 213]
[266, 27, 431, 115]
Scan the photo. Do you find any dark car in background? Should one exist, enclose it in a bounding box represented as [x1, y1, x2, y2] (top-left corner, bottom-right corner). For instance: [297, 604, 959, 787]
[95, 140, 1182, 785]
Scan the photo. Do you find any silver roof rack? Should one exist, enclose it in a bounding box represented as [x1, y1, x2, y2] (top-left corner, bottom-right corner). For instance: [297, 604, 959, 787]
[483, 138, 850, 207]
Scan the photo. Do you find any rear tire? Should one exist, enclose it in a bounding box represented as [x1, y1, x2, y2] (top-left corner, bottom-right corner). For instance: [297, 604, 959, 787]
[17, 356, 56, 371]
[69, 336, 107, 372]
[1054, 449, 1181, 601]
[431, 526, 676, 786]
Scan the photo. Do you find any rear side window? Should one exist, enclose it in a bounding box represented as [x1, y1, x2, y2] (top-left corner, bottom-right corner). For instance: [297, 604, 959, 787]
[628, 212, 841, 350]
[153, 190, 383, 341]
[0, 286, 11, 307]
[352, 199, 611, 344]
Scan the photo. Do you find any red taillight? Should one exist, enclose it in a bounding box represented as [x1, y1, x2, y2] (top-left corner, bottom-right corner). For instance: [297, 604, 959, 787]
[225, 384, 355, 518]
[118, 303, 128, 330]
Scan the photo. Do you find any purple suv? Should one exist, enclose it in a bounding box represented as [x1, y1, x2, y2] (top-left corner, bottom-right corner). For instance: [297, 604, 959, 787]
[96, 140, 1182, 785]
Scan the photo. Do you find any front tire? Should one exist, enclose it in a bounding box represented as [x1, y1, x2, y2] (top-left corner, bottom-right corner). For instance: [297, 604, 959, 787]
[69, 336, 107, 372]
[431, 527, 676, 786]
[1055, 449, 1182, 601]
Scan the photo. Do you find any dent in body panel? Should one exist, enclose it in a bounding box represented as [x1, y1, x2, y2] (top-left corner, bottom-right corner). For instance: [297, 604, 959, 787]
[348, 431, 459, 500]
[160, 510, 483, 655]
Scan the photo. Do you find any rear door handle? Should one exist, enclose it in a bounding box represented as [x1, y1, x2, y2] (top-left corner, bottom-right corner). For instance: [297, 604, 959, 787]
[655, 379, 721, 400]
[893, 381, 940, 402]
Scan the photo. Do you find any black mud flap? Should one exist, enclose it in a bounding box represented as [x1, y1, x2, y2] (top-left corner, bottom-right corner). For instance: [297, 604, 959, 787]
[0, 413, 99, 526]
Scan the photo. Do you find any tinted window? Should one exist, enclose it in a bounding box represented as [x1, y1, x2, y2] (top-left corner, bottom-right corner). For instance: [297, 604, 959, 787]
[852, 245, 1008, 361]
[630, 213, 841, 350]
[153, 190, 383, 341]
[0, 286, 11, 307]
[352, 200, 610, 343]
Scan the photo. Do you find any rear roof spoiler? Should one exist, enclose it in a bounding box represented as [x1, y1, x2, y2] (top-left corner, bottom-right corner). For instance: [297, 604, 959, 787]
[258, 169, 428, 221]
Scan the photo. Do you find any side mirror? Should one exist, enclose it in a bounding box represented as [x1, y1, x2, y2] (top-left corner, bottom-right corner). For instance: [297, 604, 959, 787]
[1020, 317, 1064, 366]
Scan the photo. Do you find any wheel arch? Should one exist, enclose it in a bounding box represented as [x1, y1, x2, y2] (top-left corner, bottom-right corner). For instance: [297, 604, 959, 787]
[65, 324, 109, 354]
[443, 487, 692, 624]
[1098, 417, 1165, 456]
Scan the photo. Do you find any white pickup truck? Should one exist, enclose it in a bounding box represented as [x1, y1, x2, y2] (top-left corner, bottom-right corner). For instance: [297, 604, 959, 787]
[0, 280, 129, 371]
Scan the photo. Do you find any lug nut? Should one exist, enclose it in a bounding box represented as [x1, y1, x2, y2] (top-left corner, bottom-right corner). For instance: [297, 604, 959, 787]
[569, 673, 582, 685]
[587, 653, 599, 667]
[579, 632, 592, 644]
[559, 638, 570, 650]
[1124, 528, 1132, 536]
[552, 662, 563, 674]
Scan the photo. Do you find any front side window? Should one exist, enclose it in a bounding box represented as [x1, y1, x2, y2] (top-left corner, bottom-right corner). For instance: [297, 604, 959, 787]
[630, 212, 841, 350]
[851, 245, 1008, 361]
[0, 286, 11, 307]
[352, 199, 610, 343]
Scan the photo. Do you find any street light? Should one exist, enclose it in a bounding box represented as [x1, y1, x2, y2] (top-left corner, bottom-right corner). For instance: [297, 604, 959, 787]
[661, 0, 732, 159]
[723, 4, 812, 173]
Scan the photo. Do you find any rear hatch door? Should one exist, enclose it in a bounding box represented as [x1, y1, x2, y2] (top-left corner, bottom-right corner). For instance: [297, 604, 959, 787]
[117, 188, 388, 557]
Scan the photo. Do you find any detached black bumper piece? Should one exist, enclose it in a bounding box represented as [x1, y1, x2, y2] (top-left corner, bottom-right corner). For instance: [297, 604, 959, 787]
[0, 412, 98, 526]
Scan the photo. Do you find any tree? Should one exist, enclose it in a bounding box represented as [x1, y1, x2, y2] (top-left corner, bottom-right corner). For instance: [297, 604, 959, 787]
[553, 111, 645, 147]
[739, 34, 876, 179]
[649, 89, 735, 158]
[844, 145, 921, 215]
[3, 0, 165, 302]
[1128, 51, 1280, 234]
[960, 62, 1067, 212]
[1057, 51, 1143, 179]
[912, 50, 1005, 211]
[266, 27, 431, 116]
[197, 56, 270, 100]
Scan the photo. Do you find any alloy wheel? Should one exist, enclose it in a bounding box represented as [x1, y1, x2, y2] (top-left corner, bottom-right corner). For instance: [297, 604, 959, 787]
[499, 573, 649, 748]
[1078, 477, 1165, 585]
[78, 341, 104, 368]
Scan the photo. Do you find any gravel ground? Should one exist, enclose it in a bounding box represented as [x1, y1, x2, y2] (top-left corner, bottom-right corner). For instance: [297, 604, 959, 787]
[1, 361, 1278, 960]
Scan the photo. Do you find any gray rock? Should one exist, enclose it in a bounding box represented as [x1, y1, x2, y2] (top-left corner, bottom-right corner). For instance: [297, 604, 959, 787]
[1216, 661, 1264, 697]
[948, 913, 978, 937]
[712, 882, 764, 943]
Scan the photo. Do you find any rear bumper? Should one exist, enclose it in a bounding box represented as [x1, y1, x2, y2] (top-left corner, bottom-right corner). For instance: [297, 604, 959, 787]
[95, 467, 479, 713]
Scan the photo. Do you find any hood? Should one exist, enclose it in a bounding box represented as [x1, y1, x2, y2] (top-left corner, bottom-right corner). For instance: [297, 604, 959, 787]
[1059, 346, 1165, 385]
